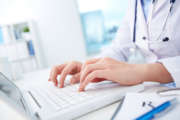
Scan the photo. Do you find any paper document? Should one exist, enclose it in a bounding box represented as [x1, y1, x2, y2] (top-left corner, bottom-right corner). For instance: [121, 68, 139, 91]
[114, 93, 175, 120]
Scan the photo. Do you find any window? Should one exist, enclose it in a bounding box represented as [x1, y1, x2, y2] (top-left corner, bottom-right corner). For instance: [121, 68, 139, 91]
[76, 0, 128, 55]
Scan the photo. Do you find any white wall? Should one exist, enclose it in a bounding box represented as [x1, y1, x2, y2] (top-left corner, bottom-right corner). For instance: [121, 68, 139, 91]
[0, 0, 87, 67]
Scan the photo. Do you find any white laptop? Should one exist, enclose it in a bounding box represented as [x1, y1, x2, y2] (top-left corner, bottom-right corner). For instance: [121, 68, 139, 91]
[0, 72, 144, 120]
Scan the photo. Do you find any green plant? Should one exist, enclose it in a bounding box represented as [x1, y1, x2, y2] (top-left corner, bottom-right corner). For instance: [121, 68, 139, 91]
[23, 26, 30, 33]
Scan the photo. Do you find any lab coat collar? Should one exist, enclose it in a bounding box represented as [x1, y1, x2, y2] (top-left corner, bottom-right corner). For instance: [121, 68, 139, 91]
[151, 0, 171, 16]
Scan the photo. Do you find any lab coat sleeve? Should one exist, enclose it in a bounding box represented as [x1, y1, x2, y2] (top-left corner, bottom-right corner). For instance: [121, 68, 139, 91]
[158, 56, 180, 87]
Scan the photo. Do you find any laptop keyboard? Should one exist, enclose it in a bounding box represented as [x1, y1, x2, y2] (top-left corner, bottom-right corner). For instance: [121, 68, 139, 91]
[29, 82, 118, 111]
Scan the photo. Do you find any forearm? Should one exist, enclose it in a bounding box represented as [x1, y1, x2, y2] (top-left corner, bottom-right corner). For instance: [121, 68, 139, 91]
[136, 63, 173, 84]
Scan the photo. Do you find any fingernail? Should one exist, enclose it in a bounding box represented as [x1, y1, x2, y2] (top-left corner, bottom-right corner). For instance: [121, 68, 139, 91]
[78, 87, 84, 92]
[78, 89, 84, 92]
[78, 89, 82, 92]
[59, 84, 63, 88]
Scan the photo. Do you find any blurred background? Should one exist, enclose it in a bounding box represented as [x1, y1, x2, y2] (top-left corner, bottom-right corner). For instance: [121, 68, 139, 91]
[0, 0, 128, 80]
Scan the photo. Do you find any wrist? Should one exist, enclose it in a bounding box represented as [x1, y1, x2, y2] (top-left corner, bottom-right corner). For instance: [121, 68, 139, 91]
[124, 64, 146, 85]
[133, 64, 148, 84]
[136, 63, 173, 84]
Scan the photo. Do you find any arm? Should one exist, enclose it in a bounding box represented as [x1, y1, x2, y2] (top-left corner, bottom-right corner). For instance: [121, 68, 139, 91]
[79, 58, 173, 91]
[158, 56, 180, 87]
[136, 63, 173, 84]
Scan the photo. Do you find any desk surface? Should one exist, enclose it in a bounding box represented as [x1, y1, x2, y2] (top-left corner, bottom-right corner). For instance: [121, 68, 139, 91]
[1, 68, 179, 120]
[0, 99, 27, 120]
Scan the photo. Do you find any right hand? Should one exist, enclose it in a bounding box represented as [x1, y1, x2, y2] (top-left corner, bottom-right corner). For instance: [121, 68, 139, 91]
[49, 61, 82, 88]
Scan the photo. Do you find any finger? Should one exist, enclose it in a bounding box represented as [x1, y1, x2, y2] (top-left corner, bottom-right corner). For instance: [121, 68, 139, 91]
[59, 63, 76, 88]
[51, 70, 59, 86]
[70, 73, 80, 84]
[80, 64, 105, 84]
[79, 70, 106, 91]
[81, 58, 100, 71]
[49, 64, 65, 80]
[49, 64, 66, 86]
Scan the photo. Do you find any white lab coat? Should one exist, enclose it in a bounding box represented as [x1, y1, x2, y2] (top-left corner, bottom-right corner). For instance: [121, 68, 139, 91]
[100, 0, 180, 87]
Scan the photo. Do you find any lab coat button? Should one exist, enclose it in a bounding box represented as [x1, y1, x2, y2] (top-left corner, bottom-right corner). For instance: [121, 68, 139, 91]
[142, 36, 147, 40]
[163, 37, 169, 42]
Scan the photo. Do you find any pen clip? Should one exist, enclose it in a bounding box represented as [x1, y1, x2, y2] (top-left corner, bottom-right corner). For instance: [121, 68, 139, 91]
[157, 88, 180, 96]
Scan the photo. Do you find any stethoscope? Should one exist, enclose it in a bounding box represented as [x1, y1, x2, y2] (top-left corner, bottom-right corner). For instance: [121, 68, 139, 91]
[133, 0, 176, 44]
[127, 0, 176, 63]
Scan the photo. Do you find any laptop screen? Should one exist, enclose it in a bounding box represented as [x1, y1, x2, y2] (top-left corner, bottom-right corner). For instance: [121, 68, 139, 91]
[0, 72, 26, 111]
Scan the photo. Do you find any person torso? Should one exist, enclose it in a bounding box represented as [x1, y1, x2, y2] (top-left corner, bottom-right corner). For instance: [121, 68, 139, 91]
[134, 0, 180, 59]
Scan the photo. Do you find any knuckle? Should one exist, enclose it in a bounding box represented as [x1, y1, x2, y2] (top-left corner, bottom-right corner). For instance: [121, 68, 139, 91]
[84, 61, 89, 67]
[102, 57, 110, 61]
[70, 61, 81, 67]
[62, 69, 68, 75]
[51, 66, 58, 75]
[84, 59, 94, 65]
[52, 66, 58, 71]
[92, 71, 98, 76]
[85, 64, 92, 72]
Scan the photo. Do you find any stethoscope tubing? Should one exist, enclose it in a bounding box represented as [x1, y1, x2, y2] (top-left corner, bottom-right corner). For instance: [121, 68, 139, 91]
[133, 0, 176, 43]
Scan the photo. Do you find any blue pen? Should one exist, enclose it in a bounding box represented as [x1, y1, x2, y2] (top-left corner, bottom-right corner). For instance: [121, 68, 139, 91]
[135, 99, 176, 120]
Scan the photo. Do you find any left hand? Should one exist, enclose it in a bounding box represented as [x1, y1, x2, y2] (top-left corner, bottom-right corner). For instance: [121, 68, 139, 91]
[79, 57, 143, 91]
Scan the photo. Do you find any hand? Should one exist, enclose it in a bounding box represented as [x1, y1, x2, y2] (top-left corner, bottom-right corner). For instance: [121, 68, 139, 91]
[48, 58, 102, 88]
[49, 61, 82, 88]
[79, 57, 143, 91]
